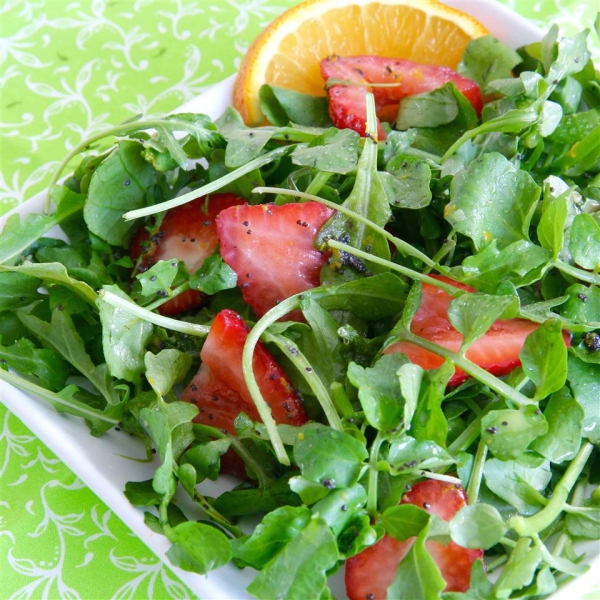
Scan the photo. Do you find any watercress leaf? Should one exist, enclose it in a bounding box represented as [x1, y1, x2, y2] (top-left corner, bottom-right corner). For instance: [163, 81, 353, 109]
[398, 363, 423, 431]
[547, 29, 591, 84]
[568, 213, 600, 270]
[560, 283, 600, 325]
[124, 479, 163, 506]
[481, 406, 549, 460]
[537, 100, 563, 137]
[387, 519, 446, 600]
[451, 240, 551, 293]
[384, 435, 455, 474]
[484, 457, 552, 514]
[311, 483, 367, 536]
[144, 349, 192, 398]
[289, 476, 330, 505]
[215, 475, 303, 518]
[0, 338, 69, 392]
[259, 84, 331, 128]
[410, 361, 452, 447]
[181, 439, 230, 483]
[382, 504, 430, 541]
[347, 353, 407, 432]
[176, 462, 197, 497]
[565, 500, 600, 539]
[530, 386, 583, 463]
[381, 158, 432, 209]
[313, 272, 409, 320]
[137, 259, 186, 297]
[448, 293, 514, 351]
[188, 247, 237, 294]
[537, 189, 569, 260]
[292, 128, 360, 174]
[567, 355, 600, 444]
[232, 506, 312, 568]
[449, 504, 507, 549]
[166, 521, 231, 574]
[459, 35, 522, 93]
[84, 141, 158, 246]
[520, 319, 568, 401]
[493, 540, 542, 599]
[0, 261, 97, 305]
[293, 424, 368, 488]
[246, 515, 339, 600]
[446, 153, 540, 251]
[97, 284, 154, 383]
[216, 107, 274, 168]
[0, 185, 85, 265]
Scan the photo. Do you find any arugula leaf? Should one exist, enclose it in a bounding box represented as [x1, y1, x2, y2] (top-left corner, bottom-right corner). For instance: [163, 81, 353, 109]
[568, 213, 600, 270]
[97, 284, 154, 383]
[292, 128, 360, 174]
[84, 141, 158, 246]
[188, 247, 237, 294]
[0, 272, 43, 311]
[144, 349, 192, 399]
[567, 355, 600, 444]
[259, 84, 332, 128]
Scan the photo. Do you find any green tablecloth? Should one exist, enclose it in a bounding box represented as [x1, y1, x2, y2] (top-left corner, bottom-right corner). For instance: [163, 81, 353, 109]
[0, 1, 598, 598]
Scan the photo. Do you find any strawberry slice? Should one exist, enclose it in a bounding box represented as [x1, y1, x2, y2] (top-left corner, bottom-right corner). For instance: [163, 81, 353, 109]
[345, 479, 483, 599]
[182, 309, 307, 434]
[130, 193, 245, 315]
[384, 275, 545, 386]
[321, 55, 483, 139]
[216, 202, 334, 319]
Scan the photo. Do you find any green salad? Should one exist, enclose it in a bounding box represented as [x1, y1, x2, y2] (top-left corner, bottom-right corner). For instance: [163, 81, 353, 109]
[0, 19, 599, 600]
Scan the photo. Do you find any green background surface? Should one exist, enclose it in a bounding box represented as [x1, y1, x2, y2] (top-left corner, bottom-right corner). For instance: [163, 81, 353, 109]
[0, 1, 598, 598]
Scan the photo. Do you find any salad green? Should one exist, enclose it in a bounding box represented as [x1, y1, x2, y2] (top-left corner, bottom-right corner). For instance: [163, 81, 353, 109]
[1, 19, 599, 600]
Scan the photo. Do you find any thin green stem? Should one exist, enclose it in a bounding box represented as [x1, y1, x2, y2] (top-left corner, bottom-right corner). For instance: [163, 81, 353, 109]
[553, 260, 600, 285]
[401, 331, 535, 408]
[124, 145, 293, 221]
[508, 441, 594, 537]
[98, 288, 210, 337]
[263, 332, 343, 431]
[467, 438, 488, 505]
[330, 382, 356, 420]
[0, 368, 120, 425]
[192, 489, 244, 538]
[242, 296, 303, 466]
[447, 399, 505, 454]
[367, 432, 384, 513]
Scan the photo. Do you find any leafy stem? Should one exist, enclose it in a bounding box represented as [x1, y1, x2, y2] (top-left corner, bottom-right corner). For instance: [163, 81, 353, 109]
[553, 259, 600, 285]
[466, 437, 488, 505]
[367, 431, 384, 513]
[98, 288, 210, 337]
[399, 331, 535, 408]
[124, 145, 294, 221]
[508, 441, 594, 537]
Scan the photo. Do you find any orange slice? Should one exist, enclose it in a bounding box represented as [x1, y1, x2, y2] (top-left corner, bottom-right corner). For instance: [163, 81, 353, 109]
[233, 0, 489, 126]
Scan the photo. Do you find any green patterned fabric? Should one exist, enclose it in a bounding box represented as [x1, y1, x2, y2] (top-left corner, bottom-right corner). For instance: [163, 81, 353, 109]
[0, 1, 598, 598]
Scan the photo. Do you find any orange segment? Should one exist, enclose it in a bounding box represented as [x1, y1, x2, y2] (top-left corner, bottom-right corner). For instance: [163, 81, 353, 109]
[233, 0, 489, 125]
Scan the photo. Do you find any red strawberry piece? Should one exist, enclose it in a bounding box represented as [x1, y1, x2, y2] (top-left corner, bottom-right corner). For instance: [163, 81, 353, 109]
[216, 202, 334, 320]
[182, 308, 307, 435]
[345, 479, 483, 600]
[321, 55, 483, 139]
[384, 275, 550, 386]
[130, 193, 245, 315]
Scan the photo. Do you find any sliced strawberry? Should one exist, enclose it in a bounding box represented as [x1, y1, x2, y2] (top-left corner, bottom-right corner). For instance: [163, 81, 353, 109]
[345, 479, 483, 600]
[216, 202, 334, 319]
[321, 55, 483, 139]
[182, 309, 307, 434]
[130, 193, 245, 315]
[384, 275, 547, 386]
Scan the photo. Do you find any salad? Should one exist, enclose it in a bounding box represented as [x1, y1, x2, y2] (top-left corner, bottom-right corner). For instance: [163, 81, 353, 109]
[0, 8, 599, 600]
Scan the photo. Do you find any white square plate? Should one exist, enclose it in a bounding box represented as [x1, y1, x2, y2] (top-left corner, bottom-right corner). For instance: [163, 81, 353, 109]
[1, 2, 598, 598]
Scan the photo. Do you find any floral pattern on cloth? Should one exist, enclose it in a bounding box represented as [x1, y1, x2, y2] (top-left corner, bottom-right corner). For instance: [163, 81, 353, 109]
[0, 0, 599, 598]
